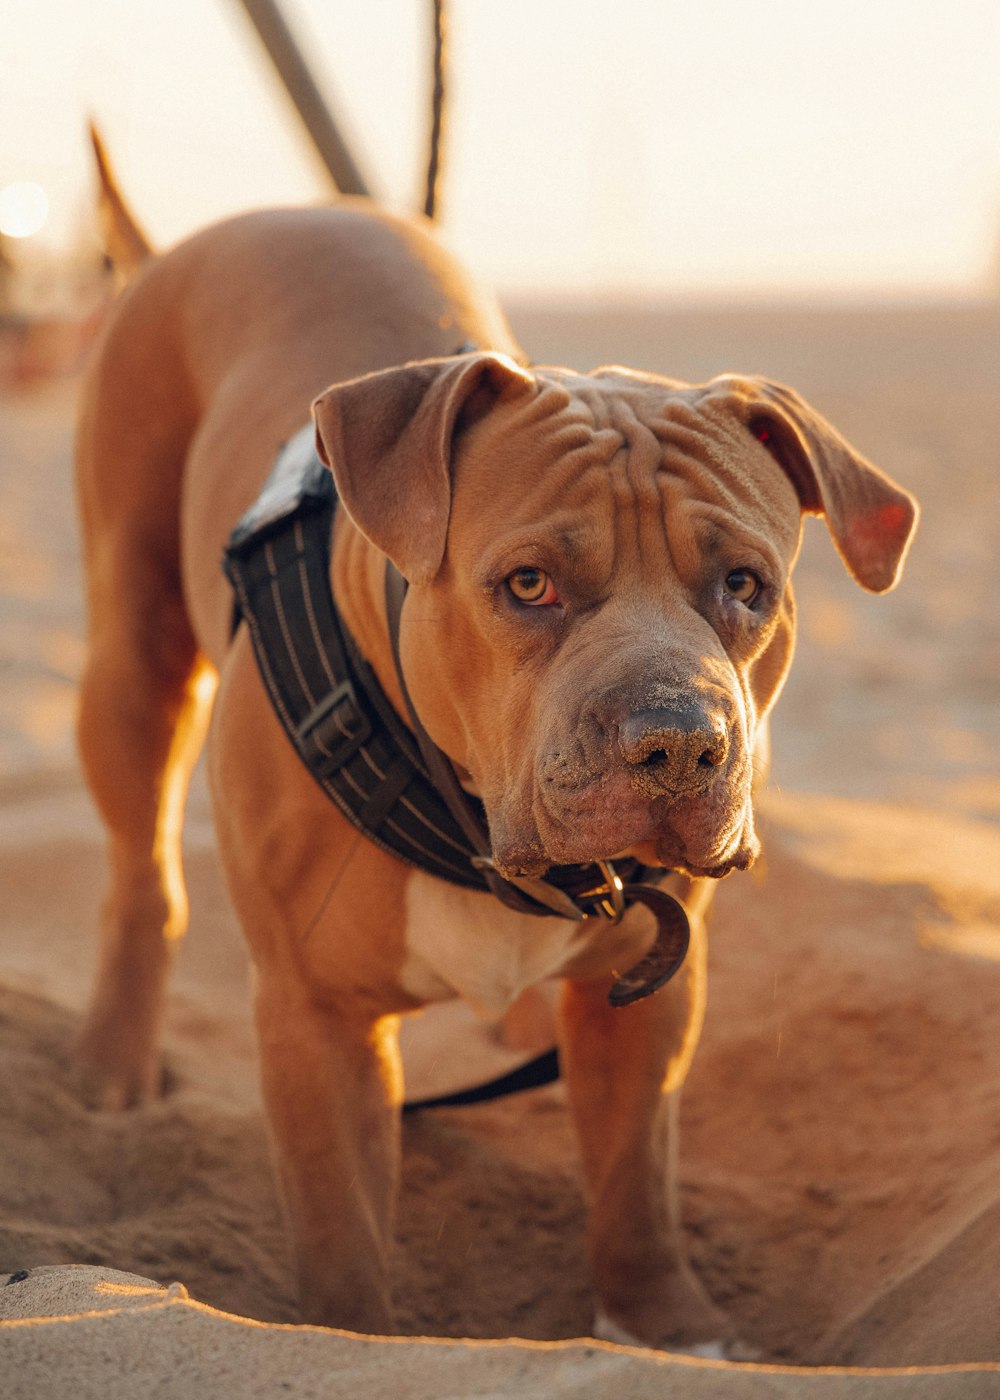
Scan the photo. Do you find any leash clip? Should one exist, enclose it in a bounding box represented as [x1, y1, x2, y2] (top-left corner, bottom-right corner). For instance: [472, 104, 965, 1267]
[575, 859, 627, 923]
[469, 856, 627, 924]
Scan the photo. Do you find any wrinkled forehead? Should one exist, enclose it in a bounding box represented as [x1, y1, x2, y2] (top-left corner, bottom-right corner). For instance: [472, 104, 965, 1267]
[449, 366, 802, 552]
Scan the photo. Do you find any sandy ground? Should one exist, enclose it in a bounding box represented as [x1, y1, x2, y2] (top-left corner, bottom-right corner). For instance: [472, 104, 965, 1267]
[1, 299, 999, 1394]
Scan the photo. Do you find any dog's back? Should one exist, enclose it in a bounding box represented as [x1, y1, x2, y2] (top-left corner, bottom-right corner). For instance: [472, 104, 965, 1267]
[78, 198, 518, 664]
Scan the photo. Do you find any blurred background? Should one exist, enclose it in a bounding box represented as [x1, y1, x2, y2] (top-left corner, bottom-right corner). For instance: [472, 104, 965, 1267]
[4, 0, 1000, 302]
[1, 0, 998, 816]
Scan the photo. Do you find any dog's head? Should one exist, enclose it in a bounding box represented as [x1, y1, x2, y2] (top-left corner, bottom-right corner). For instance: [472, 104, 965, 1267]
[313, 353, 917, 881]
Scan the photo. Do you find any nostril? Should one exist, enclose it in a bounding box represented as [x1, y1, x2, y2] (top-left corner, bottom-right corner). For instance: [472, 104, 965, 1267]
[618, 706, 729, 783]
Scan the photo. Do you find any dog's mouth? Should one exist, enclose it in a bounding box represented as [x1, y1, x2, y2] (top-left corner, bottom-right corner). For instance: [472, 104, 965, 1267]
[488, 773, 759, 883]
[492, 838, 756, 885]
[624, 833, 758, 880]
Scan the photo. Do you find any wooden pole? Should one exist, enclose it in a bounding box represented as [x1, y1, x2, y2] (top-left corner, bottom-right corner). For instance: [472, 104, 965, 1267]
[423, 0, 446, 220]
[234, 0, 372, 198]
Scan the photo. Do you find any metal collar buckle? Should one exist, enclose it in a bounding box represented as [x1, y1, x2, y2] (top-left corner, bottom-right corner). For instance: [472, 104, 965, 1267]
[471, 856, 627, 924]
[575, 860, 626, 922]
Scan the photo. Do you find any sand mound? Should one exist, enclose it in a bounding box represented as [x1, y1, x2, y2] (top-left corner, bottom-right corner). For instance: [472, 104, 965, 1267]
[4, 1268, 996, 1400]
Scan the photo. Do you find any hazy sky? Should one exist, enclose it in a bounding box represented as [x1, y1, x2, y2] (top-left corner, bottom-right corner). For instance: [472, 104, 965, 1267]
[5, 0, 1000, 296]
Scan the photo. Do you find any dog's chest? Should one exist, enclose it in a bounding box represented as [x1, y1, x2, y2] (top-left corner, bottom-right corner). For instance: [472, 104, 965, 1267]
[400, 871, 629, 1019]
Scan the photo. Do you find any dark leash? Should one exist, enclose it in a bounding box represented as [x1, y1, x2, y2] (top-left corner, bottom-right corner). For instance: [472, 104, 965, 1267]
[402, 1046, 561, 1113]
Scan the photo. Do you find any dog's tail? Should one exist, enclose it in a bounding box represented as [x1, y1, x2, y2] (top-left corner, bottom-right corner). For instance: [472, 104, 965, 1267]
[88, 119, 153, 279]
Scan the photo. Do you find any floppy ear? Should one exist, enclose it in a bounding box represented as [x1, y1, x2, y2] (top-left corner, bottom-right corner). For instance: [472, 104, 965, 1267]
[312, 352, 536, 583]
[703, 375, 919, 592]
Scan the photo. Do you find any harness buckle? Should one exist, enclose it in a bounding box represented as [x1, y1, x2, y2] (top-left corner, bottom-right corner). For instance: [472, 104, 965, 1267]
[296, 679, 372, 776]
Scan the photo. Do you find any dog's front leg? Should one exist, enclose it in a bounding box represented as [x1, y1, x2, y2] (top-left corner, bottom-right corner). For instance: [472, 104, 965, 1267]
[254, 972, 402, 1334]
[209, 641, 407, 1333]
[559, 883, 728, 1351]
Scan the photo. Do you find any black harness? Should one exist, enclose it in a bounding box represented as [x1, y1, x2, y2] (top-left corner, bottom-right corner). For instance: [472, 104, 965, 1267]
[223, 425, 691, 1007]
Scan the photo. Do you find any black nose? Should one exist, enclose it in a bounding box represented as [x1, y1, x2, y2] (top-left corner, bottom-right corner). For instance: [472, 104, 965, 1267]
[619, 704, 729, 797]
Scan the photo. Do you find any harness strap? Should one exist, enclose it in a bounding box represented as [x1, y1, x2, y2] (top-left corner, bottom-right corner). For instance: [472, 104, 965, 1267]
[224, 431, 488, 889]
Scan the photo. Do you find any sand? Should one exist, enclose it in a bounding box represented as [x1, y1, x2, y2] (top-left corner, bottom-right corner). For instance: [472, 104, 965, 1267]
[1, 299, 998, 1395]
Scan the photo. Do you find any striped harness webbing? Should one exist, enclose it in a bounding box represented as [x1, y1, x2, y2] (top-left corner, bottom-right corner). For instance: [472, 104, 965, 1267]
[224, 425, 487, 889]
[223, 425, 692, 1005]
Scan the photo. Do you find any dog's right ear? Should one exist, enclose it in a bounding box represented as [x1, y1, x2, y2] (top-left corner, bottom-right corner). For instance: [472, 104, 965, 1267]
[702, 375, 919, 593]
[312, 352, 535, 584]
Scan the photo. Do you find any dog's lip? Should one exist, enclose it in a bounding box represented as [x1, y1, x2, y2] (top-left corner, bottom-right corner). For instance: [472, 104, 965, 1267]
[490, 784, 756, 879]
[491, 847, 749, 883]
[488, 761, 758, 883]
[653, 829, 760, 879]
[625, 842, 752, 880]
[490, 830, 756, 883]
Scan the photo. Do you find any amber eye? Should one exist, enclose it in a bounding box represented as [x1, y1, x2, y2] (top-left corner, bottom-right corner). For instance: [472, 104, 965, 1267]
[507, 567, 558, 606]
[724, 568, 761, 606]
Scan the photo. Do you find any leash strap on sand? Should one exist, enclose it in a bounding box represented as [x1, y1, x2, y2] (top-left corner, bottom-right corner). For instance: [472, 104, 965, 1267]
[223, 424, 692, 1005]
[403, 1047, 561, 1112]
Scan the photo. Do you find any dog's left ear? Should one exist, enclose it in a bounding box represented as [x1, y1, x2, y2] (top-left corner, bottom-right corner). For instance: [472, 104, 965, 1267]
[312, 352, 535, 583]
[704, 375, 919, 592]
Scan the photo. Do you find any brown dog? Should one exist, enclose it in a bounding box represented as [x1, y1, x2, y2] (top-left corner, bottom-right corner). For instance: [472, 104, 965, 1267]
[75, 193, 917, 1352]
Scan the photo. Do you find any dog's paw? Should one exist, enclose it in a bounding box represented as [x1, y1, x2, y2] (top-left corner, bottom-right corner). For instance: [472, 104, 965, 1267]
[73, 1037, 168, 1111]
[592, 1309, 760, 1361]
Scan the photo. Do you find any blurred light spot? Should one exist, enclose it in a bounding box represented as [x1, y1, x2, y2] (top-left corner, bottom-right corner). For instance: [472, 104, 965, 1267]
[193, 666, 219, 708]
[0, 181, 49, 239]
